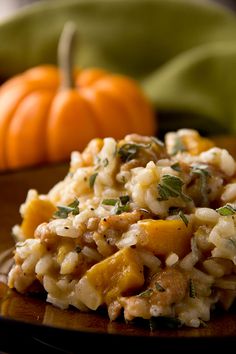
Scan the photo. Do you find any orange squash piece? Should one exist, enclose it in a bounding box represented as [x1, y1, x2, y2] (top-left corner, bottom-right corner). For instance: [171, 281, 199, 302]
[21, 197, 56, 238]
[182, 134, 214, 156]
[85, 247, 144, 304]
[137, 219, 192, 258]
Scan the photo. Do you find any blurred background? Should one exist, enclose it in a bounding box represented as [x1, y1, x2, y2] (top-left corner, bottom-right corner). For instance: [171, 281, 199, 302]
[1, 0, 236, 19]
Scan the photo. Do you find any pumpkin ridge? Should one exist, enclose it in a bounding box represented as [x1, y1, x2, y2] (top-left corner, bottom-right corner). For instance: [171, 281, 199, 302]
[92, 77, 150, 134]
[104, 75, 156, 136]
[75, 68, 109, 87]
[0, 82, 36, 169]
[6, 90, 55, 169]
[25, 65, 59, 89]
[0, 79, 58, 170]
[79, 86, 134, 139]
[47, 90, 101, 162]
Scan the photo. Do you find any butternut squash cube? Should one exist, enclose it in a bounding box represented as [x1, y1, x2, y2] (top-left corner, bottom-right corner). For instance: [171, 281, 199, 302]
[182, 134, 214, 155]
[137, 219, 192, 258]
[21, 197, 56, 238]
[84, 247, 144, 305]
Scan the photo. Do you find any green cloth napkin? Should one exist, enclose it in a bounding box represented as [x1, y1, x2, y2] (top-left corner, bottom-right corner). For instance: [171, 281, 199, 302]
[1, 0, 236, 135]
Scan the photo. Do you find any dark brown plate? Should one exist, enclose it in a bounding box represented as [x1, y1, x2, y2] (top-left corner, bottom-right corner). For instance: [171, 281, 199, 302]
[1, 140, 236, 352]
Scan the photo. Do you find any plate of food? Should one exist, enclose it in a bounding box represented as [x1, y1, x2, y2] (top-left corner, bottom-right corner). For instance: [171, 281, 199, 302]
[1, 129, 236, 352]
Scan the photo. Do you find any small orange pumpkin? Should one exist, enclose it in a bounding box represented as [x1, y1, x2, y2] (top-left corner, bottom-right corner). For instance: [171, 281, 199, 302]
[0, 23, 156, 170]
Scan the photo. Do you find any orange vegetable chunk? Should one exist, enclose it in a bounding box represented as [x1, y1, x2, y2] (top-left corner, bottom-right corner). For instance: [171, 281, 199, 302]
[182, 134, 214, 155]
[21, 197, 56, 238]
[85, 247, 144, 304]
[137, 219, 192, 258]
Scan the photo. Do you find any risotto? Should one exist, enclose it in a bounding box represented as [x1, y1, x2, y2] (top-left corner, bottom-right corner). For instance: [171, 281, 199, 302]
[8, 129, 236, 328]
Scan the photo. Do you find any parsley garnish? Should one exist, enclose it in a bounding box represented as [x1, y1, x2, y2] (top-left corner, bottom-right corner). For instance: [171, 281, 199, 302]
[168, 207, 188, 226]
[169, 206, 181, 215]
[179, 210, 189, 226]
[171, 137, 186, 155]
[118, 143, 151, 163]
[115, 196, 130, 214]
[137, 288, 153, 298]
[191, 164, 210, 206]
[89, 173, 98, 188]
[171, 162, 182, 172]
[114, 203, 130, 215]
[216, 204, 236, 216]
[102, 196, 130, 215]
[155, 282, 165, 292]
[119, 195, 130, 205]
[103, 158, 109, 167]
[102, 199, 117, 206]
[157, 174, 191, 202]
[54, 198, 80, 219]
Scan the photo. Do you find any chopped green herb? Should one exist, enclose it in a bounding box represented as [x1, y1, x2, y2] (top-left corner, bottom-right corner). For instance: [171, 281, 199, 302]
[158, 174, 191, 202]
[118, 143, 151, 163]
[216, 204, 236, 216]
[149, 316, 182, 330]
[102, 196, 130, 214]
[119, 195, 130, 205]
[68, 199, 80, 215]
[54, 206, 72, 219]
[89, 173, 98, 188]
[115, 195, 130, 214]
[171, 137, 186, 155]
[169, 207, 189, 226]
[191, 164, 210, 206]
[118, 143, 139, 162]
[171, 162, 182, 172]
[158, 174, 183, 199]
[169, 207, 181, 215]
[102, 199, 117, 206]
[189, 278, 196, 298]
[103, 158, 109, 167]
[155, 282, 165, 292]
[179, 210, 189, 226]
[137, 288, 153, 298]
[54, 198, 80, 219]
[114, 203, 130, 215]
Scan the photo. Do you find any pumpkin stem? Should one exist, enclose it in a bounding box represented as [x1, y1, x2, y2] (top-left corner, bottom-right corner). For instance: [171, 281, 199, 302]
[58, 21, 77, 89]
